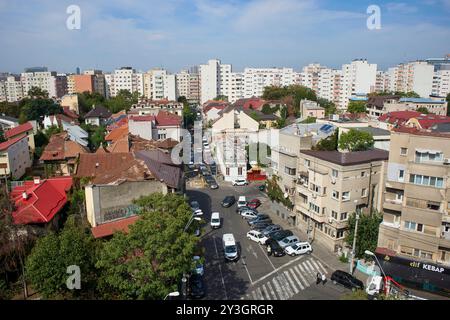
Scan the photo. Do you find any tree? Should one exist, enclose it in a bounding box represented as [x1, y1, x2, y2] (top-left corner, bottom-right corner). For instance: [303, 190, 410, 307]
[261, 104, 273, 114]
[0, 127, 5, 143]
[105, 90, 139, 113]
[317, 98, 337, 116]
[339, 129, 374, 152]
[27, 87, 49, 98]
[182, 104, 196, 129]
[96, 193, 199, 299]
[0, 102, 21, 118]
[446, 93, 450, 117]
[345, 211, 382, 259]
[25, 216, 99, 299]
[20, 97, 62, 122]
[416, 107, 429, 114]
[301, 116, 316, 124]
[77, 92, 105, 116]
[213, 95, 228, 102]
[266, 175, 293, 209]
[315, 130, 338, 151]
[347, 101, 367, 114]
[81, 124, 106, 151]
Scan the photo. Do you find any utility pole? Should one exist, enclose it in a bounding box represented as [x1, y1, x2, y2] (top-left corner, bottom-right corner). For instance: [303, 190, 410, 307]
[350, 206, 360, 275]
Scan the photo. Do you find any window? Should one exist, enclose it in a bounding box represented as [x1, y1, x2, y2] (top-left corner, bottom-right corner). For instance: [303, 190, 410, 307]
[400, 147, 408, 156]
[304, 159, 310, 167]
[361, 188, 368, 197]
[331, 169, 338, 178]
[398, 170, 404, 181]
[332, 190, 339, 200]
[284, 167, 296, 176]
[340, 212, 348, 220]
[427, 201, 440, 211]
[361, 171, 366, 177]
[342, 191, 350, 201]
[310, 183, 321, 193]
[420, 251, 433, 260]
[238, 167, 242, 175]
[413, 248, 420, 257]
[336, 230, 344, 239]
[309, 203, 320, 214]
[409, 174, 444, 188]
[415, 150, 443, 163]
[226, 167, 230, 176]
[404, 221, 417, 231]
[417, 224, 423, 232]
[331, 211, 338, 219]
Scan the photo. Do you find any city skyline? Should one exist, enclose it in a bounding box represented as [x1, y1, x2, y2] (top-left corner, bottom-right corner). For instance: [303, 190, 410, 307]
[0, 0, 450, 73]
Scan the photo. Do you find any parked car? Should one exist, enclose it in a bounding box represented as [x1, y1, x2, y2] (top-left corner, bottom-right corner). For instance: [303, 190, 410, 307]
[331, 270, 364, 291]
[248, 214, 272, 226]
[210, 212, 221, 229]
[240, 210, 259, 220]
[258, 184, 266, 191]
[237, 196, 247, 208]
[262, 224, 282, 236]
[233, 179, 249, 186]
[189, 274, 206, 299]
[269, 230, 293, 242]
[190, 201, 200, 211]
[221, 196, 236, 207]
[251, 222, 274, 231]
[284, 242, 312, 256]
[236, 205, 256, 214]
[205, 177, 218, 189]
[192, 256, 204, 275]
[223, 233, 239, 262]
[247, 198, 261, 209]
[265, 239, 286, 257]
[278, 236, 300, 249]
[246, 230, 269, 245]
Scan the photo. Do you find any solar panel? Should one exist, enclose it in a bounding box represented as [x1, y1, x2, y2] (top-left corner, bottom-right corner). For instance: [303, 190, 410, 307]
[319, 124, 333, 134]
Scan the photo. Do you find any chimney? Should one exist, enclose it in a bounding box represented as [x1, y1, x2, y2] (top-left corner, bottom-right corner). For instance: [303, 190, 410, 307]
[22, 192, 28, 200]
[33, 176, 40, 185]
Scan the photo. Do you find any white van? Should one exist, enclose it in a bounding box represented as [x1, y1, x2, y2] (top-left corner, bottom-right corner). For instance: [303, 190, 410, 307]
[237, 196, 247, 208]
[210, 212, 221, 229]
[222, 233, 238, 261]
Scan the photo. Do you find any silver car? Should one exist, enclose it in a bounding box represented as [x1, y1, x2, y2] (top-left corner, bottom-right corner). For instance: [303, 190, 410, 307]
[240, 210, 258, 220]
[278, 236, 300, 249]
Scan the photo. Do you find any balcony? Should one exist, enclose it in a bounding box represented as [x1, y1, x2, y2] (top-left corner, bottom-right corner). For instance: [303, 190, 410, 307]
[381, 221, 401, 229]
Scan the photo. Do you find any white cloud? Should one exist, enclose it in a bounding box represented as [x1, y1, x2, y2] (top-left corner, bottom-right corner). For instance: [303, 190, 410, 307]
[386, 2, 418, 14]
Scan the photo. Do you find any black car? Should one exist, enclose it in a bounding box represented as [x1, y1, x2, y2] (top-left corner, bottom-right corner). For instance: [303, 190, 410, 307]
[251, 222, 273, 231]
[269, 230, 294, 242]
[248, 214, 272, 226]
[265, 239, 285, 257]
[189, 274, 206, 299]
[221, 196, 236, 207]
[330, 270, 364, 291]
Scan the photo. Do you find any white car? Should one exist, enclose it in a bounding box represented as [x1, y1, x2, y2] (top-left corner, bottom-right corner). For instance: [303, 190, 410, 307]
[237, 196, 247, 208]
[284, 242, 313, 256]
[240, 210, 258, 220]
[246, 230, 269, 245]
[233, 179, 248, 186]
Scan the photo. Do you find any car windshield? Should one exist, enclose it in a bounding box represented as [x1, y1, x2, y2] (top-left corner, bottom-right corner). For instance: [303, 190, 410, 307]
[225, 245, 237, 254]
[212, 218, 220, 223]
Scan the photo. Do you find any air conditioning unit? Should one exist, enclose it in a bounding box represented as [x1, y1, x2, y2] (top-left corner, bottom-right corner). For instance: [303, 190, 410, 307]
[331, 177, 336, 184]
[329, 218, 333, 223]
[444, 158, 450, 165]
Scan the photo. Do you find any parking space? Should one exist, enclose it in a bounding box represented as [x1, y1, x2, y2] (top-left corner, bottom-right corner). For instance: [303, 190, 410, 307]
[186, 181, 348, 300]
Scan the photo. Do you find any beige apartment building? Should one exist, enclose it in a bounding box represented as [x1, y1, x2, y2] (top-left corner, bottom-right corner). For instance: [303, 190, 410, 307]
[377, 128, 450, 267]
[294, 149, 388, 252]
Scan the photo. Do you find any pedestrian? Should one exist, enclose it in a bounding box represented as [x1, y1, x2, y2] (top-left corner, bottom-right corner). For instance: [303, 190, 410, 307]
[321, 273, 327, 285]
[316, 272, 321, 285]
[267, 245, 272, 256]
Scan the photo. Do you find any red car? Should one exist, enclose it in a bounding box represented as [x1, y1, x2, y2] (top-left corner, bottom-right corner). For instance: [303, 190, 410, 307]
[247, 199, 261, 209]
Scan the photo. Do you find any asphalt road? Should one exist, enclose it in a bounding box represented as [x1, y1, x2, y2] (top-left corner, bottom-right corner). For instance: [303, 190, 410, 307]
[186, 182, 350, 300]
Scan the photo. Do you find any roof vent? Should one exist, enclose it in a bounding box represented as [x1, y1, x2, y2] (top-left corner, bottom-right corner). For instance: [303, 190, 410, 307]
[22, 192, 28, 200]
[33, 177, 40, 185]
[95, 163, 99, 168]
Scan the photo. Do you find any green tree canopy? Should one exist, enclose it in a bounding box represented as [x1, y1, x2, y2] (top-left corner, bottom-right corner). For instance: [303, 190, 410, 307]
[317, 98, 337, 116]
[345, 211, 382, 259]
[77, 92, 105, 116]
[19, 97, 62, 123]
[300, 116, 316, 124]
[182, 104, 196, 129]
[105, 90, 139, 113]
[339, 129, 374, 152]
[81, 124, 106, 151]
[27, 87, 49, 98]
[347, 101, 367, 114]
[96, 193, 199, 299]
[416, 107, 429, 114]
[213, 95, 228, 102]
[0, 102, 22, 118]
[266, 175, 293, 209]
[315, 130, 338, 151]
[262, 85, 317, 116]
[25, 216, 99, 299]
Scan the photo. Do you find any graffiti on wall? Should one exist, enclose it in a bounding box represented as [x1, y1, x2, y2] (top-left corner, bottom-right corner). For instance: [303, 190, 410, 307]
[102, 205, 140, 222]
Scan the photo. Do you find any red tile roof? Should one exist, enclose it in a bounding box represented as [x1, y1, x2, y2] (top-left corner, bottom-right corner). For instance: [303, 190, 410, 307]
[91, 216, 140, 238]
[411, 114, 450, 129]
[105, 124, 129, 142]
[378, 111, 422, 126]
[5, 122, 33, 139]
[392, 127, 450, 138]
[39, 133, 89, 161]
[129, 115, 156, 122]
[0, 134, 27, 151]
[155, 111, 182, 126]
[62, 107, 79, 120]
[10, 177, 73, 225]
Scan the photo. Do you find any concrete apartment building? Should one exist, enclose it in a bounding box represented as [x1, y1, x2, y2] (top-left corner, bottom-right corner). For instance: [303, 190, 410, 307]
[243, 67, 295, 99]
[199, 59, 232, 104]
[0, 75, 24, 102]
[21, 69, 59, 98]
[129, 99, 183, 116]
[387, 61, 435, 98]
[294, 149, 388, 252]
[300, 99, 325, 119]
[377, 128, 450, 268]
[105, 67, 144, 98]
[67, 74, 95, 94]
[432, 69, 450, 97]
[0, 134, 33, 179]
[143, 69, 177, 101]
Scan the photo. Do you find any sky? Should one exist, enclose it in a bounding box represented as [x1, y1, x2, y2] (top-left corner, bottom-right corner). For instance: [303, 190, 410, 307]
[0, 0, 449, 74]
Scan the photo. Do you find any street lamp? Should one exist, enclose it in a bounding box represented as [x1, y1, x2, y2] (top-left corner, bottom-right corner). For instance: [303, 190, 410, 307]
[365, 250, 387, 279]
[164, 291, 180, 300]
[184, 216, 201, 232]
[349, 201, 360, 275]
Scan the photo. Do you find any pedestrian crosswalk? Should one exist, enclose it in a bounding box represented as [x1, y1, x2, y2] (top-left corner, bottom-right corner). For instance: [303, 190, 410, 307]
[241, 258, 329, 300]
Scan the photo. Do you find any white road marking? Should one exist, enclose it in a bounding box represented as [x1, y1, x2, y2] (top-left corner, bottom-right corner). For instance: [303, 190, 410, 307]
[256, 239, 276, 271]
[311, 260, 326, 275]
[256, 287, 264, 300]
[271, 277, 285, 300]
[293, 265, 310, 288]
[277, 275, 293, 299]
[298, 263, 315, 281]
[305, 260, 318, 275]
[288, 268, 304, 291]
[315, 260, 329, 274]
[261, 284, 271, 300]
[265, 281, 277, 300]
[283, 271, 299, 294]
[252, 255, 304, 286]
[241, 257, 254, 284]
